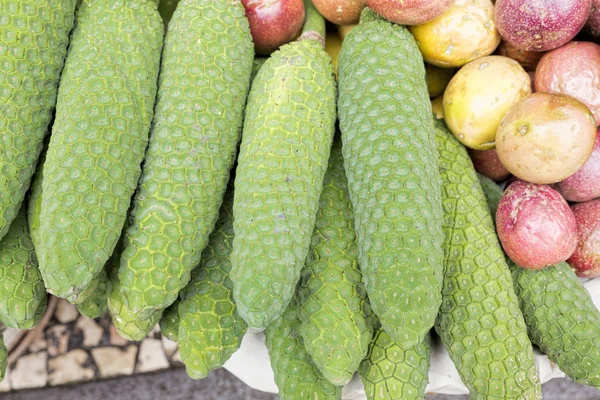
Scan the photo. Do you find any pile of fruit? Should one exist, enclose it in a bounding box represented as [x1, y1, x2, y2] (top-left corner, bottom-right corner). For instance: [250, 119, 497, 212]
[2, 0, 600, 398]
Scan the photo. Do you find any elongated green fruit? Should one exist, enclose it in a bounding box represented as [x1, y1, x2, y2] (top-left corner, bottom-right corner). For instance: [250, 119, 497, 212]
[160, 301, 180, 342]
[231, 0, 337, 331]
[297, 138, 372, 386]
[480, 177, 600, 390]
[75, 268, 108, 319]
[118, 0, 254, 320]
[37, 0, 164, 302]
[337, 8, 444, 346]
[435, 120, 541, 399]
[178, 183, 247, 380]
[0, 0, 77, 242]
[108, 268, 160, 341]
[28, 149, 104, 307]
[359, 327, 431, 400]
[0, 205, 46, 329]
[250, 57, 267, 82]
[266, 299, 342, 400]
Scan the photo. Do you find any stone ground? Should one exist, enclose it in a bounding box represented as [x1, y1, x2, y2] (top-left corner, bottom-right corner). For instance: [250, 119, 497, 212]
[2, 368, 598, 400]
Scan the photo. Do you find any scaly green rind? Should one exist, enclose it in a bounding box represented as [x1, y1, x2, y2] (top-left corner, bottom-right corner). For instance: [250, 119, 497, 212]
[479, 176, 600, 390]
[118, 0, 253, 319]
[108, 269, 161, 342]
[28, 149, 102, 306]
[0, 0, 77, 241]
[231, 37, 337, 331]
[75, 268, 108, 319]
[37, 0, 164, 302]
[359, 327, 431, 400]
[178, 183, 247, 380]
[266, 299, 342, 400]
[0, 205, 46, 329]
[476, 174, 502, 224]
[298, 138, 372, 386]
[434, 120, 541, 399]
[160, 301, 180, 342]
[337, 8, 444, 346]
[251, 57, 268, 82]
[158, 0, 180, 30]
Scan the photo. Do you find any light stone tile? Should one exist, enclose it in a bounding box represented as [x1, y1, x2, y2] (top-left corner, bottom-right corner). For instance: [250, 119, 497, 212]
[48, 349, 94, 385]
[55, 300, 78, 323]
[136, 338, 169, 373]
[76, 318, 103, 347]
[0, 367, 10, 392]
[10, 352, 48, 390]
[46, 325, 70, 356]
[161, 335, 178, 358]
[92, 345, 137, 378]
[109, 324, 129, 346]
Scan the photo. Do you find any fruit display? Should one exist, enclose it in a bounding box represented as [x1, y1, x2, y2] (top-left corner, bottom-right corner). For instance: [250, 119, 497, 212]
[6, 0, 600, 398]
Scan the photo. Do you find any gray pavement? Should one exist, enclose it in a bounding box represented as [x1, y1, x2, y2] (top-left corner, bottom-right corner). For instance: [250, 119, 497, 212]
[3, 367, 600, 399]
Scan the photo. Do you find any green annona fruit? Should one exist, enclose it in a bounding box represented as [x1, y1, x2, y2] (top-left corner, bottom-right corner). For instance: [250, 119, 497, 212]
[178, 182, 247, 380]
[0, 205, 46, 329]
[36, 0, 164, 302]
[337, 7, 444, 347]
[359, 327, 431, 400]
[230, 0, 336, 332]
[266, 298, 342, 400]
[434, 119, 541, 399]
[0, 0, 77, 242]
[117, 0, 253, 320]
[297, 137, 373, 386]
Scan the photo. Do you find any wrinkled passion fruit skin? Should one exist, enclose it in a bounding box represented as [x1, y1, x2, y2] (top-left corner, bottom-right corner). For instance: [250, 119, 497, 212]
[568, 199, 600, 277]
[535, 41, 600, 125]
[556, 131, 600, 202]
[496, 40, 545, 71]
[443, 55, 531, 150]
[468, 148, 511, 181]
[496, 180, 577, 270]
[496, 92, 597, 184]
[242, 0, 305, 55]
[495, 0, 592, 52]
[366, 0, 452, 25]
[409, 0, 500, 68]
[313, 0, 365, 25]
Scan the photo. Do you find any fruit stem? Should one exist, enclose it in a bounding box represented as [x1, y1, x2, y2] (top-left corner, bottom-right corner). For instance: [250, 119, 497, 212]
[299, 0, 325, 48]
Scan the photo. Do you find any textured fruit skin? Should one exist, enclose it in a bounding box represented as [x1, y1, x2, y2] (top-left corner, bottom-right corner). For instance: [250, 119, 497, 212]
[37, 0, 164, 303]
[108, 268, 161, 341]
[496, 181, 577, 270]
[75, 268, 108, 319]
[266, 299, 342, 400]
[476, 174, 502, 224]
[231, 39, 337, 332]
[0, 0, 77, 242]
[0, 206, 46, 329]
[359, 327, 430, 400]
[251, 57, 268, 82]
[118, 0, 253, 320]
[178, 184, 247, 380]
[568, 199, 600, 278]
[337, 8, 444, 346]
[434, 120, 541, 399]
[480, 180, 600, 390]
[159, 301, 180, 342]
[297, 138, 372, 386]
